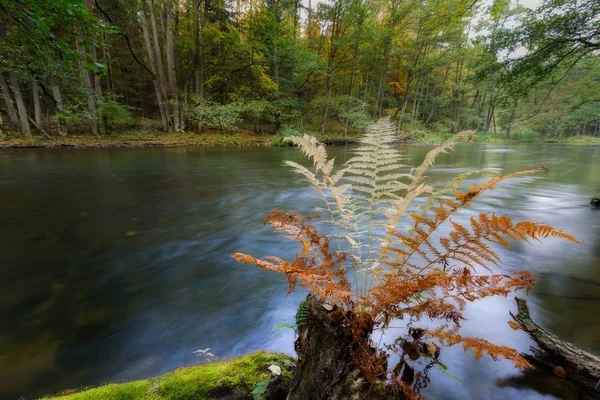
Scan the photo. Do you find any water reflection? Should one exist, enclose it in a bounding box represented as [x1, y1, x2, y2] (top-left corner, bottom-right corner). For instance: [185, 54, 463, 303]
[0, 144, 598, 399]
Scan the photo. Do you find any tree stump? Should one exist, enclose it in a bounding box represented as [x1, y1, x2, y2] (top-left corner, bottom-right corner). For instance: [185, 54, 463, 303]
[287, 295, 404, 400]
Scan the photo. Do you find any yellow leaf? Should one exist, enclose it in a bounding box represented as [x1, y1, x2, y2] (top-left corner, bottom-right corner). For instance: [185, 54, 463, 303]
[508, 320, 520, 330]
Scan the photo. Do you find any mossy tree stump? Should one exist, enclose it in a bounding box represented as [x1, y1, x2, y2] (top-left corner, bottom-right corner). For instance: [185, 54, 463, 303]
[287, 295, 404, 400]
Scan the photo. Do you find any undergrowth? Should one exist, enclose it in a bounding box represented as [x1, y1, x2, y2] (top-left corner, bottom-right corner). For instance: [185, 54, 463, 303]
[234, 118, 580, 399]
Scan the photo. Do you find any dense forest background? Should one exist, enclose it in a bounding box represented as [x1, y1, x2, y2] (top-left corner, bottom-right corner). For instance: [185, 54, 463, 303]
[0, 0, 598, 140]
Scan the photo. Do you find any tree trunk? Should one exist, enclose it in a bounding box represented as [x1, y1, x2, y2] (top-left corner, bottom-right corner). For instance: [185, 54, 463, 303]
[51, 82, 67, 136]
[374, 35, 392, 117]
[396, 73, 413, 132]
[288, 295, 404, 400]
[414, 75, 427, 122]
[9, 71, 31, 135]
[512, 297, 600, 399]
[141, 8, 169, 132]
[166, 1, 181, 131]
[307, 0, 312, 42]
[410, 80, 420, 121]
[76, 36, 98, 135]
[31, 79, 42, 128]
[0, 72, 20, 129]
[149, 0, 173, 132]
[477, 91, 487, 132]
[318, 0, 343, 135]
[506, 98, 518, 138]
[103, 35, 114, 92]
[484, 106, 492, 134]
[343, 54, 358, 136]
[91, 40, 103, 133]
[319, 82, 332, 134]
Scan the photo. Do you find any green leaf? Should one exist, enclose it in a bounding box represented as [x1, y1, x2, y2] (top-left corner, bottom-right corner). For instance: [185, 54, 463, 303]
[271, 322, 297, 332]
[251, 381, 267, 400]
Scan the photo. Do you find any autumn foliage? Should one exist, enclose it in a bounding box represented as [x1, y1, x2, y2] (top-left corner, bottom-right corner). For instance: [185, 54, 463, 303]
[233, 119, 580, 398]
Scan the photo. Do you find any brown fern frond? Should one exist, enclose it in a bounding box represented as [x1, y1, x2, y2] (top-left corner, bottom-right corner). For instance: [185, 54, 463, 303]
[400, 298, 464, 325]
[447, 268, 536, 301]
[514, 221, 582, 243]
[367, 270, 450, 318]
[235, 210, 356, 305]
[454, 166, 548, 206]
[426, 328, 531, 369]
[415, 212, 579, 274]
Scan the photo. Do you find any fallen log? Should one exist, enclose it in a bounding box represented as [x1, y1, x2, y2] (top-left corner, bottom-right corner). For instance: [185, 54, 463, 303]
[512, 297, 600, 399]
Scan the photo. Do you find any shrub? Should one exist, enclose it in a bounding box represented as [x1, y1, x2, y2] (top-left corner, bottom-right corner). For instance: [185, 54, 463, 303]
[189, 99, 242, 132]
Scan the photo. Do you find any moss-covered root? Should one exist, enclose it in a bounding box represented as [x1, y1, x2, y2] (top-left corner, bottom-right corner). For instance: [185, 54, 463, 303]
[42, 351, 295, 400]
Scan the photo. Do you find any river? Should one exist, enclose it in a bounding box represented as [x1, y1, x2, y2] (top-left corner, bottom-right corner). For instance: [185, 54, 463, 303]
[0, 144, 599, 400]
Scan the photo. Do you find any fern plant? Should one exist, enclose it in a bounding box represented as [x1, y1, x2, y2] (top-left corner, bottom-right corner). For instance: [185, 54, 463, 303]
[233, 118, 580, 397]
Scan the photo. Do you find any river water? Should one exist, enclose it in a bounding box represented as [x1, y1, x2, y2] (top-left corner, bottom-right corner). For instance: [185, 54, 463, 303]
[0, 144, 599, 400]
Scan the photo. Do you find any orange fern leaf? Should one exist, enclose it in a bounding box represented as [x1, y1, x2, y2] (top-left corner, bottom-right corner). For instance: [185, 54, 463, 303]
[427, 329, 531, 370]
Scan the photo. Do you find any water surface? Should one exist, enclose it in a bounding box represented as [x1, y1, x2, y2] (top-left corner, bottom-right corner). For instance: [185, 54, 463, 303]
[1, 144, 599, 399]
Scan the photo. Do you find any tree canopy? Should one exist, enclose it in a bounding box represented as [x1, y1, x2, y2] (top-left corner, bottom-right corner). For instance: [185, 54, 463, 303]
[0, 0, 598, 139]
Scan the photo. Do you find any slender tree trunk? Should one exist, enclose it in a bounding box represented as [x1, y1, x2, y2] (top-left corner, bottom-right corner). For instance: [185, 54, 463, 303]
[344, 20, 363, 136]
[484, 107, 492, 134]
[307, 0, 312, 41]
[343, 55, 358, 136]
[477, 91, 487, 132]
[374, 35, 392, 117]
[506, 98, 518, 138]
[193, 0, 202, 99]
[411, 80, 421, 121]
[103, 34, 114, 92]
[396, 70, 413, 132]
[414, 75, 427, 122]
[51, 81, 67, 136]
[150, 3, 167, 85]
[91, 40, 103, 133]
[0, 72, 20, 129]
[471, 90, 479, 109]
[141, 8, 169, 132]
[149, 0, 173, 132]
[9, 71, 31, 135]
[166, 1, 181, 131]
[82, 0, 99, 135]
[451, 57, 463, 132]
[318, 0, 342, 135]
[319, 83, 333, 134]
[31, 79, 42, 128]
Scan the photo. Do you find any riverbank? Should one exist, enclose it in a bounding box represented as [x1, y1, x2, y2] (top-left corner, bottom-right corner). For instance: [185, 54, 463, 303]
[1, 130, 599, 149]
[41, 351, 294, 400]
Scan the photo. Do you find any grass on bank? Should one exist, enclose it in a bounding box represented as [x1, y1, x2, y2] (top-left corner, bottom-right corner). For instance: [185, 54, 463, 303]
[42, 351, 295, 400]
[0, 130, 280, 148]
[1, 127, 599, 149]
[408, 129, 600, 145]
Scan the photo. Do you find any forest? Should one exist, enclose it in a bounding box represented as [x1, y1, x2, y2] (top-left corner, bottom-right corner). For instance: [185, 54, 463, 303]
[1, 2, 600, 400]
[0, 0, 599, 142]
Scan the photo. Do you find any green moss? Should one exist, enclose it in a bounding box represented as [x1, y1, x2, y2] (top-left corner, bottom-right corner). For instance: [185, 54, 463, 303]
[42, 352, 295, 400]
